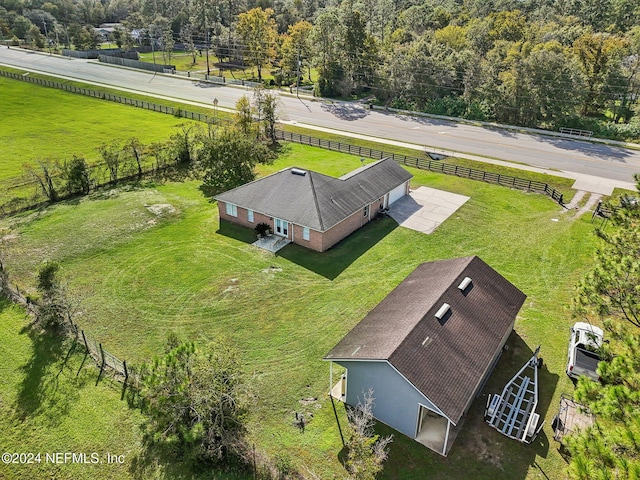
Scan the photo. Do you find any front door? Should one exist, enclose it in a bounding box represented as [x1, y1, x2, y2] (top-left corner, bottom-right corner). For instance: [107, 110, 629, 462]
[274, 218, 289, 237]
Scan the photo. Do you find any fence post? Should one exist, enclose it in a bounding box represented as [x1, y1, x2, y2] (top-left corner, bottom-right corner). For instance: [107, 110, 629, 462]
[82, 330, 89, 352]
[123, 360, 129, 383]
[95, 343, 105, 385]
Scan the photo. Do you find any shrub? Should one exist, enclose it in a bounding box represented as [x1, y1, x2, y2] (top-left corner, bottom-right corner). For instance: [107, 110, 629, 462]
[255, 222, 270, 236]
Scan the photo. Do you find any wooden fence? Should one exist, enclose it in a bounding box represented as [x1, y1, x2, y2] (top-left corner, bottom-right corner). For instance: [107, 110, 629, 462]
[0, 69, 229, 125]
[275, 130, 565, 205]
[0, 69, 565, 205]
[0, 264, 137, 387]
[0, 162, 175, 218]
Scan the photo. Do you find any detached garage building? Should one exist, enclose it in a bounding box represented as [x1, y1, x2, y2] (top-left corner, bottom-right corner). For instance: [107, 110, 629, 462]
[215, 158, 412, 252]
[324, 256, 526, 456]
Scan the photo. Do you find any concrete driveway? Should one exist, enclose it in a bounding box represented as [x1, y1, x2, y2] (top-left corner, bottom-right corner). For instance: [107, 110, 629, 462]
[388, 186, 470, 234]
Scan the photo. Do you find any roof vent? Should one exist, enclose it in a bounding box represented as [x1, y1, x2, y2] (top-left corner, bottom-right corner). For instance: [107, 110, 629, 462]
[458, 277, 472, 292]
[435, 303, 450, 320]
[291, 168, 307, 176]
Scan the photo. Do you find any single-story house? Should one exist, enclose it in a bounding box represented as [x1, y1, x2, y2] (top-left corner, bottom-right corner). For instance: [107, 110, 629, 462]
[214, 158, 413, 252]
[324, 256, 526, 456]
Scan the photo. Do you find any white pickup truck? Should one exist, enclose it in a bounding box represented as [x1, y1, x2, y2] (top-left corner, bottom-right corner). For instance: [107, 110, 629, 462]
[566, 322, 604, 381]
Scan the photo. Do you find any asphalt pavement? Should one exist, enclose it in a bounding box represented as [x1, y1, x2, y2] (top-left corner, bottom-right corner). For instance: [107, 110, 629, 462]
[1, 46, 639, 193]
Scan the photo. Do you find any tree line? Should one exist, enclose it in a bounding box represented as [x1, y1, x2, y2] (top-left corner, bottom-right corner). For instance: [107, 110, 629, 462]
[567, 175, 640, 479]
[2, 0, 640, 139]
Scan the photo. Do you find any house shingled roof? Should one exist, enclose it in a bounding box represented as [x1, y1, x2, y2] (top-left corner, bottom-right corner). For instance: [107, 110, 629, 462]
[324, 256, 526, 424]
[213, 158, 413, 232]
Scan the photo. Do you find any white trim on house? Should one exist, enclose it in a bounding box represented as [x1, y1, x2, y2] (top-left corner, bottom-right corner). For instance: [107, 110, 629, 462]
[274, 218, 289, 237]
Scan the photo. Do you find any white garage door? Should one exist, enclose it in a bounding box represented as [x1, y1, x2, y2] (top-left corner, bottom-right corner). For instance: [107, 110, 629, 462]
[388, 182, 407, 206]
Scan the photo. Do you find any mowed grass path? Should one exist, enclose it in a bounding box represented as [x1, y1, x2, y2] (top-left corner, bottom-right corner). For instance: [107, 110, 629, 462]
[0, 76, 194, 189]
[0, 141, 599, 479]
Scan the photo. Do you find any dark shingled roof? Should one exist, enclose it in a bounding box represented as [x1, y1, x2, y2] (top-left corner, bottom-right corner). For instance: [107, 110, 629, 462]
[324, 256, 526, 424]
[214, 158, 413, 232]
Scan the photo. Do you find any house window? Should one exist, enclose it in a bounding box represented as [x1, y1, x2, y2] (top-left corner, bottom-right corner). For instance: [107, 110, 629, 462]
[225, 203, 238, 217]
[302, 227, 310, 241]
[247, 209, 254, 223]
[363, 205, 369, 217]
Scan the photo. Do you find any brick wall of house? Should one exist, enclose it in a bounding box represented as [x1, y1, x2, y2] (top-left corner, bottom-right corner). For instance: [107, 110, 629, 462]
[321, 198, 384, 251]
[218, 202, 270, 231]
[220, 197, 387, 252]
[288, 224, 321, 251]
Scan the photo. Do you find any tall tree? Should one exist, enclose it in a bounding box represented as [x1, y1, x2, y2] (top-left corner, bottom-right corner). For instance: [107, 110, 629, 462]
[521, 43, 585, 126]
[279, 20, 312, 82]
[179, 22, 198, 64]
[236, 7, 277, 81]
[234, 95, 253, 135]
[98, 142, 122, 183]
[199, 127, 274, 196]
[573, 32, 630, 115]
[310, 8, 344, 96]
[568, 175, 640, 479]
[253, 87, 279, 142]
[124, 137, 145, 178]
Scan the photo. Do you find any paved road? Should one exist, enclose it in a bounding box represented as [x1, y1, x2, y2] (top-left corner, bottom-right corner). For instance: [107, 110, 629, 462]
[2, 46, 640, 185]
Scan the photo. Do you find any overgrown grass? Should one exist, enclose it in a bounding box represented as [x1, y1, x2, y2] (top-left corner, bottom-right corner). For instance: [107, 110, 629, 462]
[0, 138, 599, 479]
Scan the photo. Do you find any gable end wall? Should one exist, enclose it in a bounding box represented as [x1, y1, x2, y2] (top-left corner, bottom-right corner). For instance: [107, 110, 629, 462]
[336, 360, 439, 439]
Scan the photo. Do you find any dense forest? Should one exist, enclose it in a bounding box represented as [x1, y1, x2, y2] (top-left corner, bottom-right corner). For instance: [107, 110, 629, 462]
[2, 0, 640, 137]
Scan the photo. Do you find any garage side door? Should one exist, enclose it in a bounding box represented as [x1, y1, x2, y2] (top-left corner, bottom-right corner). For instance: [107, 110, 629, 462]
[388, 182, 407, 206]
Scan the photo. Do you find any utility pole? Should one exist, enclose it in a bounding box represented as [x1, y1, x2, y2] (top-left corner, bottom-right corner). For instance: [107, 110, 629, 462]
[296, 44, 301, 97]
[206, 29, 210, 76]
[150, 25, 157, 66]
[42, 19, 52, 55]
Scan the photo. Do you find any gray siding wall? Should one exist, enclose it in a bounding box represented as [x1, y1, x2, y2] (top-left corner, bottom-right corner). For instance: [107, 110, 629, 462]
[336, 360, 440, 439]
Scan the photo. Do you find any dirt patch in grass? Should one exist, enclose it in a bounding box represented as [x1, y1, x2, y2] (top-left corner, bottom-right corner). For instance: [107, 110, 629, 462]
[1, 232, 18, 243]
[262, 265, 282, 273]
[460, 427, 504, 468]
[145, 203, 178, 216]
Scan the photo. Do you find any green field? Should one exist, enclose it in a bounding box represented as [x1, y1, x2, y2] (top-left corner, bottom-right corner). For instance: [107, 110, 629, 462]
[0, 76, 196, 202]
[0, 77, 607, 479]
[0, 298, 145, 480]
[137, 49, 319, 85]
[0, 137, 600, 479]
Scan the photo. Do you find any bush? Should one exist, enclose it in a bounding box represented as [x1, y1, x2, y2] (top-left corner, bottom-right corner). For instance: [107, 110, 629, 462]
[255, 222, 270, 236]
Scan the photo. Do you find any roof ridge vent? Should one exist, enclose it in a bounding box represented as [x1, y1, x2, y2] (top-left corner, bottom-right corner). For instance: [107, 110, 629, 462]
[435, 303, 450, 320]
[458, 277, 472, 292]
[291, 168, 307, 176]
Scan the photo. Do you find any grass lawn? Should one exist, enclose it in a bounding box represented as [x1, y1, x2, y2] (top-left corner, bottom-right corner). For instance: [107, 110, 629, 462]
[0, 137, 600, 479]
[0, 76, 197, 203]
[137, 50, 319, 85]
[0, 297, 144, 480]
